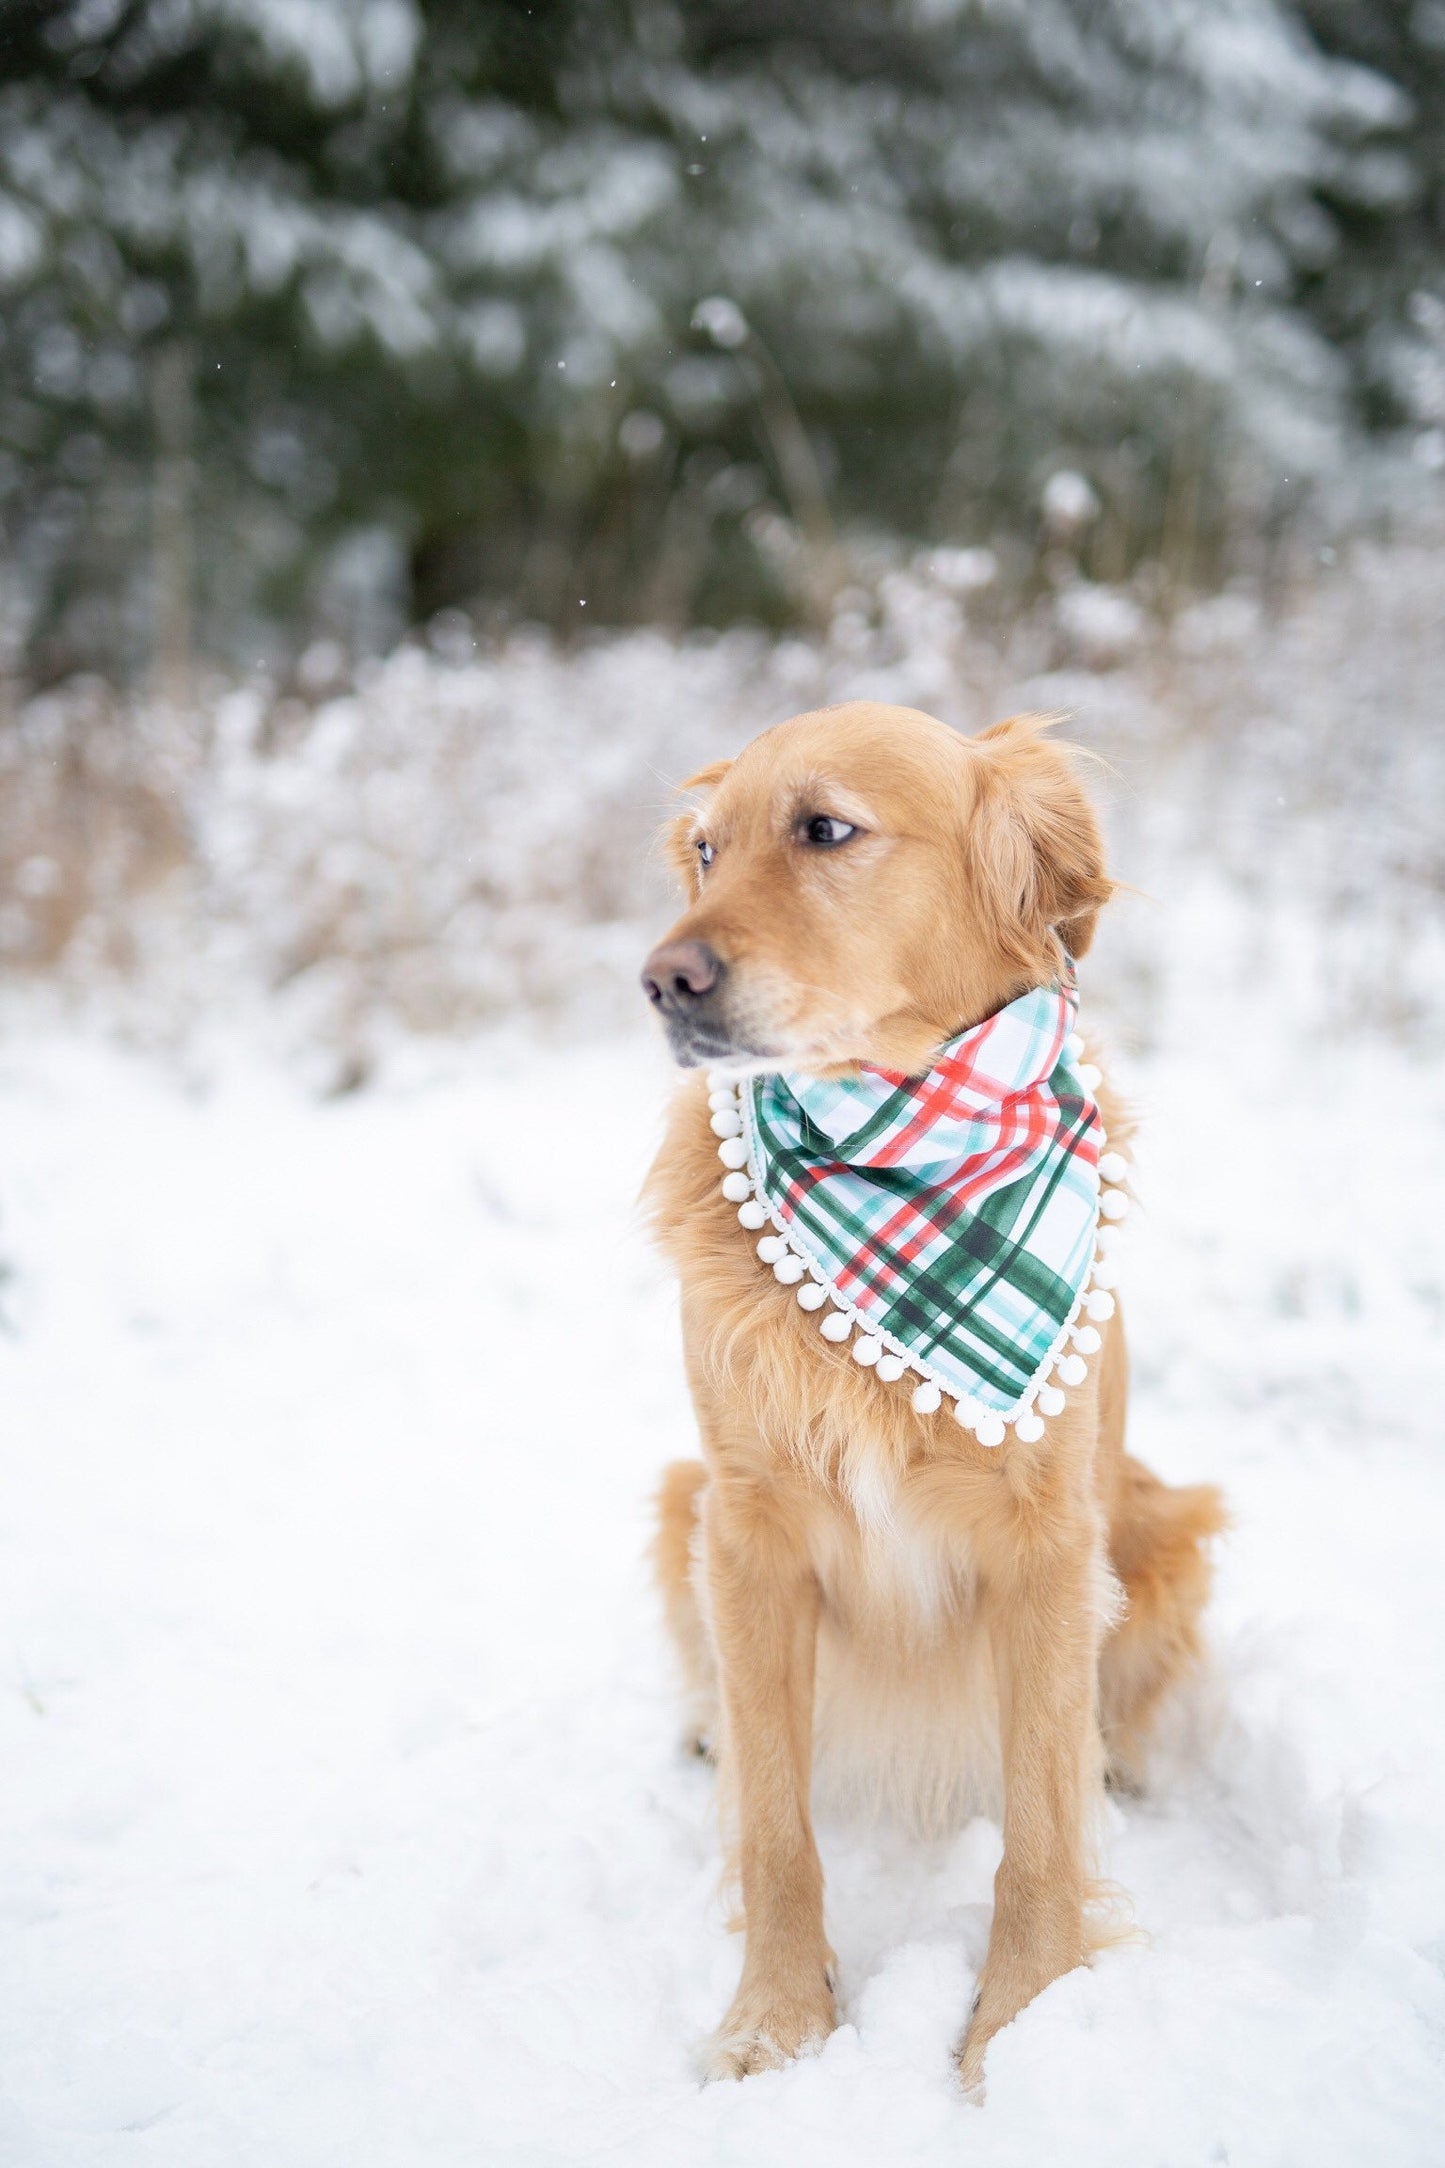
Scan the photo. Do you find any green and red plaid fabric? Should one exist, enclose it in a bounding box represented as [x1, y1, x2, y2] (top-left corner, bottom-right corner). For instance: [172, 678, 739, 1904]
[741, 982, 1101, 1414]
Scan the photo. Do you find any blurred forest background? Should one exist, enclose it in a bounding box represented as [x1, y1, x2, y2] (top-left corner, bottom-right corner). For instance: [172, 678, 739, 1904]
[0, 0, 1441, 1063]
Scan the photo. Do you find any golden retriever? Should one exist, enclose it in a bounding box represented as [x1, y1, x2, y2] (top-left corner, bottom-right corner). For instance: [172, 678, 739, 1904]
[640, 701, 1222, 2089]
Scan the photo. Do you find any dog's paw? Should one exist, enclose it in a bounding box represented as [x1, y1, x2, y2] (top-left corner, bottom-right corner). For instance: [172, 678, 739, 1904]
[955, 2015, 990, 2101]
[706, 2027, 793, 2080]
[704, 1975, 837, 2081]
[706, 2018, 830, 2081]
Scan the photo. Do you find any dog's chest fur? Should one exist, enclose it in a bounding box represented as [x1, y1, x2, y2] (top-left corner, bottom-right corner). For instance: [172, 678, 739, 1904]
[818, 1445, 981, 1639]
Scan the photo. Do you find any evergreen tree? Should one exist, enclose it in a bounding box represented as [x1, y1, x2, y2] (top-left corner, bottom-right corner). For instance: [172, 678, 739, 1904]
[0, 0, 1435, 681]
[1295, 0, 1445, 445]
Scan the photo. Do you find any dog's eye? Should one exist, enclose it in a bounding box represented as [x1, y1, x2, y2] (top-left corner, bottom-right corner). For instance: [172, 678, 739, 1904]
[695, 837, 715, 869]
[799, 815, 857, 848]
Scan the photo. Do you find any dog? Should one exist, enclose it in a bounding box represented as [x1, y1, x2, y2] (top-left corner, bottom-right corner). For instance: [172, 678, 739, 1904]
[640, 701, 1222, 2089]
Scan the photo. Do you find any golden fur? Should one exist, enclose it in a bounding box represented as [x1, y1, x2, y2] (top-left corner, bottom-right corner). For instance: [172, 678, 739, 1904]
[641, 702, 1223, 2089]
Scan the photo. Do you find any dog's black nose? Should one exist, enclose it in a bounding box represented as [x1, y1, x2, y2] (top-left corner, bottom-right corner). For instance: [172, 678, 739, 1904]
[641, 939, 724, 1013]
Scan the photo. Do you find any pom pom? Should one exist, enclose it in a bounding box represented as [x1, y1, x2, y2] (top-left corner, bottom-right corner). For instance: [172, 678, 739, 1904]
[756, 1235, 787, 1264]
[975, 1414, 1007, 1449]
[737, 1201, 767, 1230]
[1098, 1150, 1129, 1186]
[1072, 1323, 1102, 1354]
[1085, 1288, 1116, 1321]
[1037, 1384, 1066, 1416]
[820, 1311, 852, 1343]
[796, 1281, 827, 1311]
[853, 1335, 883, 1367]
[705, 1069, 730, 1092]
[1100, 1188, 1129, 1221]
[774, 1255, 805, 1285]
[1077, 1063, 1102, 1092]
[708, 1087, 737, 1112]
[1095, 1222, 1122, 1255]
[717, 1137, 749, 1169]
[721, 1171, 753, 1203]
[1014, 1411, 1046, 1444]
[912, 1380, 942, 1415]
[709, 1108, 742, 1139]
[954, 1396, 984, 1430]
[1090, 1256, 1119, 1289]
[876, 1353, 906, 1382]
[1065, 1033, 1085, 1059]
[1056, 1353, 1087, 1387]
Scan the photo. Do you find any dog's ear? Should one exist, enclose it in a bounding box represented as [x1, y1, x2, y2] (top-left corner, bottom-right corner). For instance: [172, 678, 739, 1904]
[660, 759, 733, 891]
[966, 717, 1114, 974]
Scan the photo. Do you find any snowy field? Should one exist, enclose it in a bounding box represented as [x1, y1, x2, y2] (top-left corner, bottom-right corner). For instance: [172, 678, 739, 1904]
[1, 922, 1444, 2166]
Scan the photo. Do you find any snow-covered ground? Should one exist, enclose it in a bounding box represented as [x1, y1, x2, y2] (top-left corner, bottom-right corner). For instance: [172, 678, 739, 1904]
[1, 957, 1443, 2165]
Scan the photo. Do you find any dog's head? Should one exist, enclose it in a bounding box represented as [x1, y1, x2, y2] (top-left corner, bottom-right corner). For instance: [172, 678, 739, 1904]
[641, 702, 1112, 1076]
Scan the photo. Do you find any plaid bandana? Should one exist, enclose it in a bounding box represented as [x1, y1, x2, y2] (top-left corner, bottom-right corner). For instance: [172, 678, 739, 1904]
[725, 981, 1120, 1441]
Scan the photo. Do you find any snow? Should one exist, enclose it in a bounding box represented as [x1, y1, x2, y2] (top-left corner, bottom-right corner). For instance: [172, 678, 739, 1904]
[1, 938, 1443, 2165]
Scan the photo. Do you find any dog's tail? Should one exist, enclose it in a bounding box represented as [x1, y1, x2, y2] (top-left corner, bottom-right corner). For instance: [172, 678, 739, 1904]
[1101, 1460, 1228, 1791]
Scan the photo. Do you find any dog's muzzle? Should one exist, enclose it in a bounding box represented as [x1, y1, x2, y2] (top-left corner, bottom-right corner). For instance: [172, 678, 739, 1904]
[640, 940, 769, 1068]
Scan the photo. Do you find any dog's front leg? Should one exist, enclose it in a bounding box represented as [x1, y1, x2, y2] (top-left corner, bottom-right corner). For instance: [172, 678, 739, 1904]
[960, 1519, 1107, 2092]
[703, 1471, 836, 2079]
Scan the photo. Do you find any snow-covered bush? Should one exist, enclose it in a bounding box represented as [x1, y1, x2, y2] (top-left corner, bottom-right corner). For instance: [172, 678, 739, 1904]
[2, 527, 1440, 1073]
